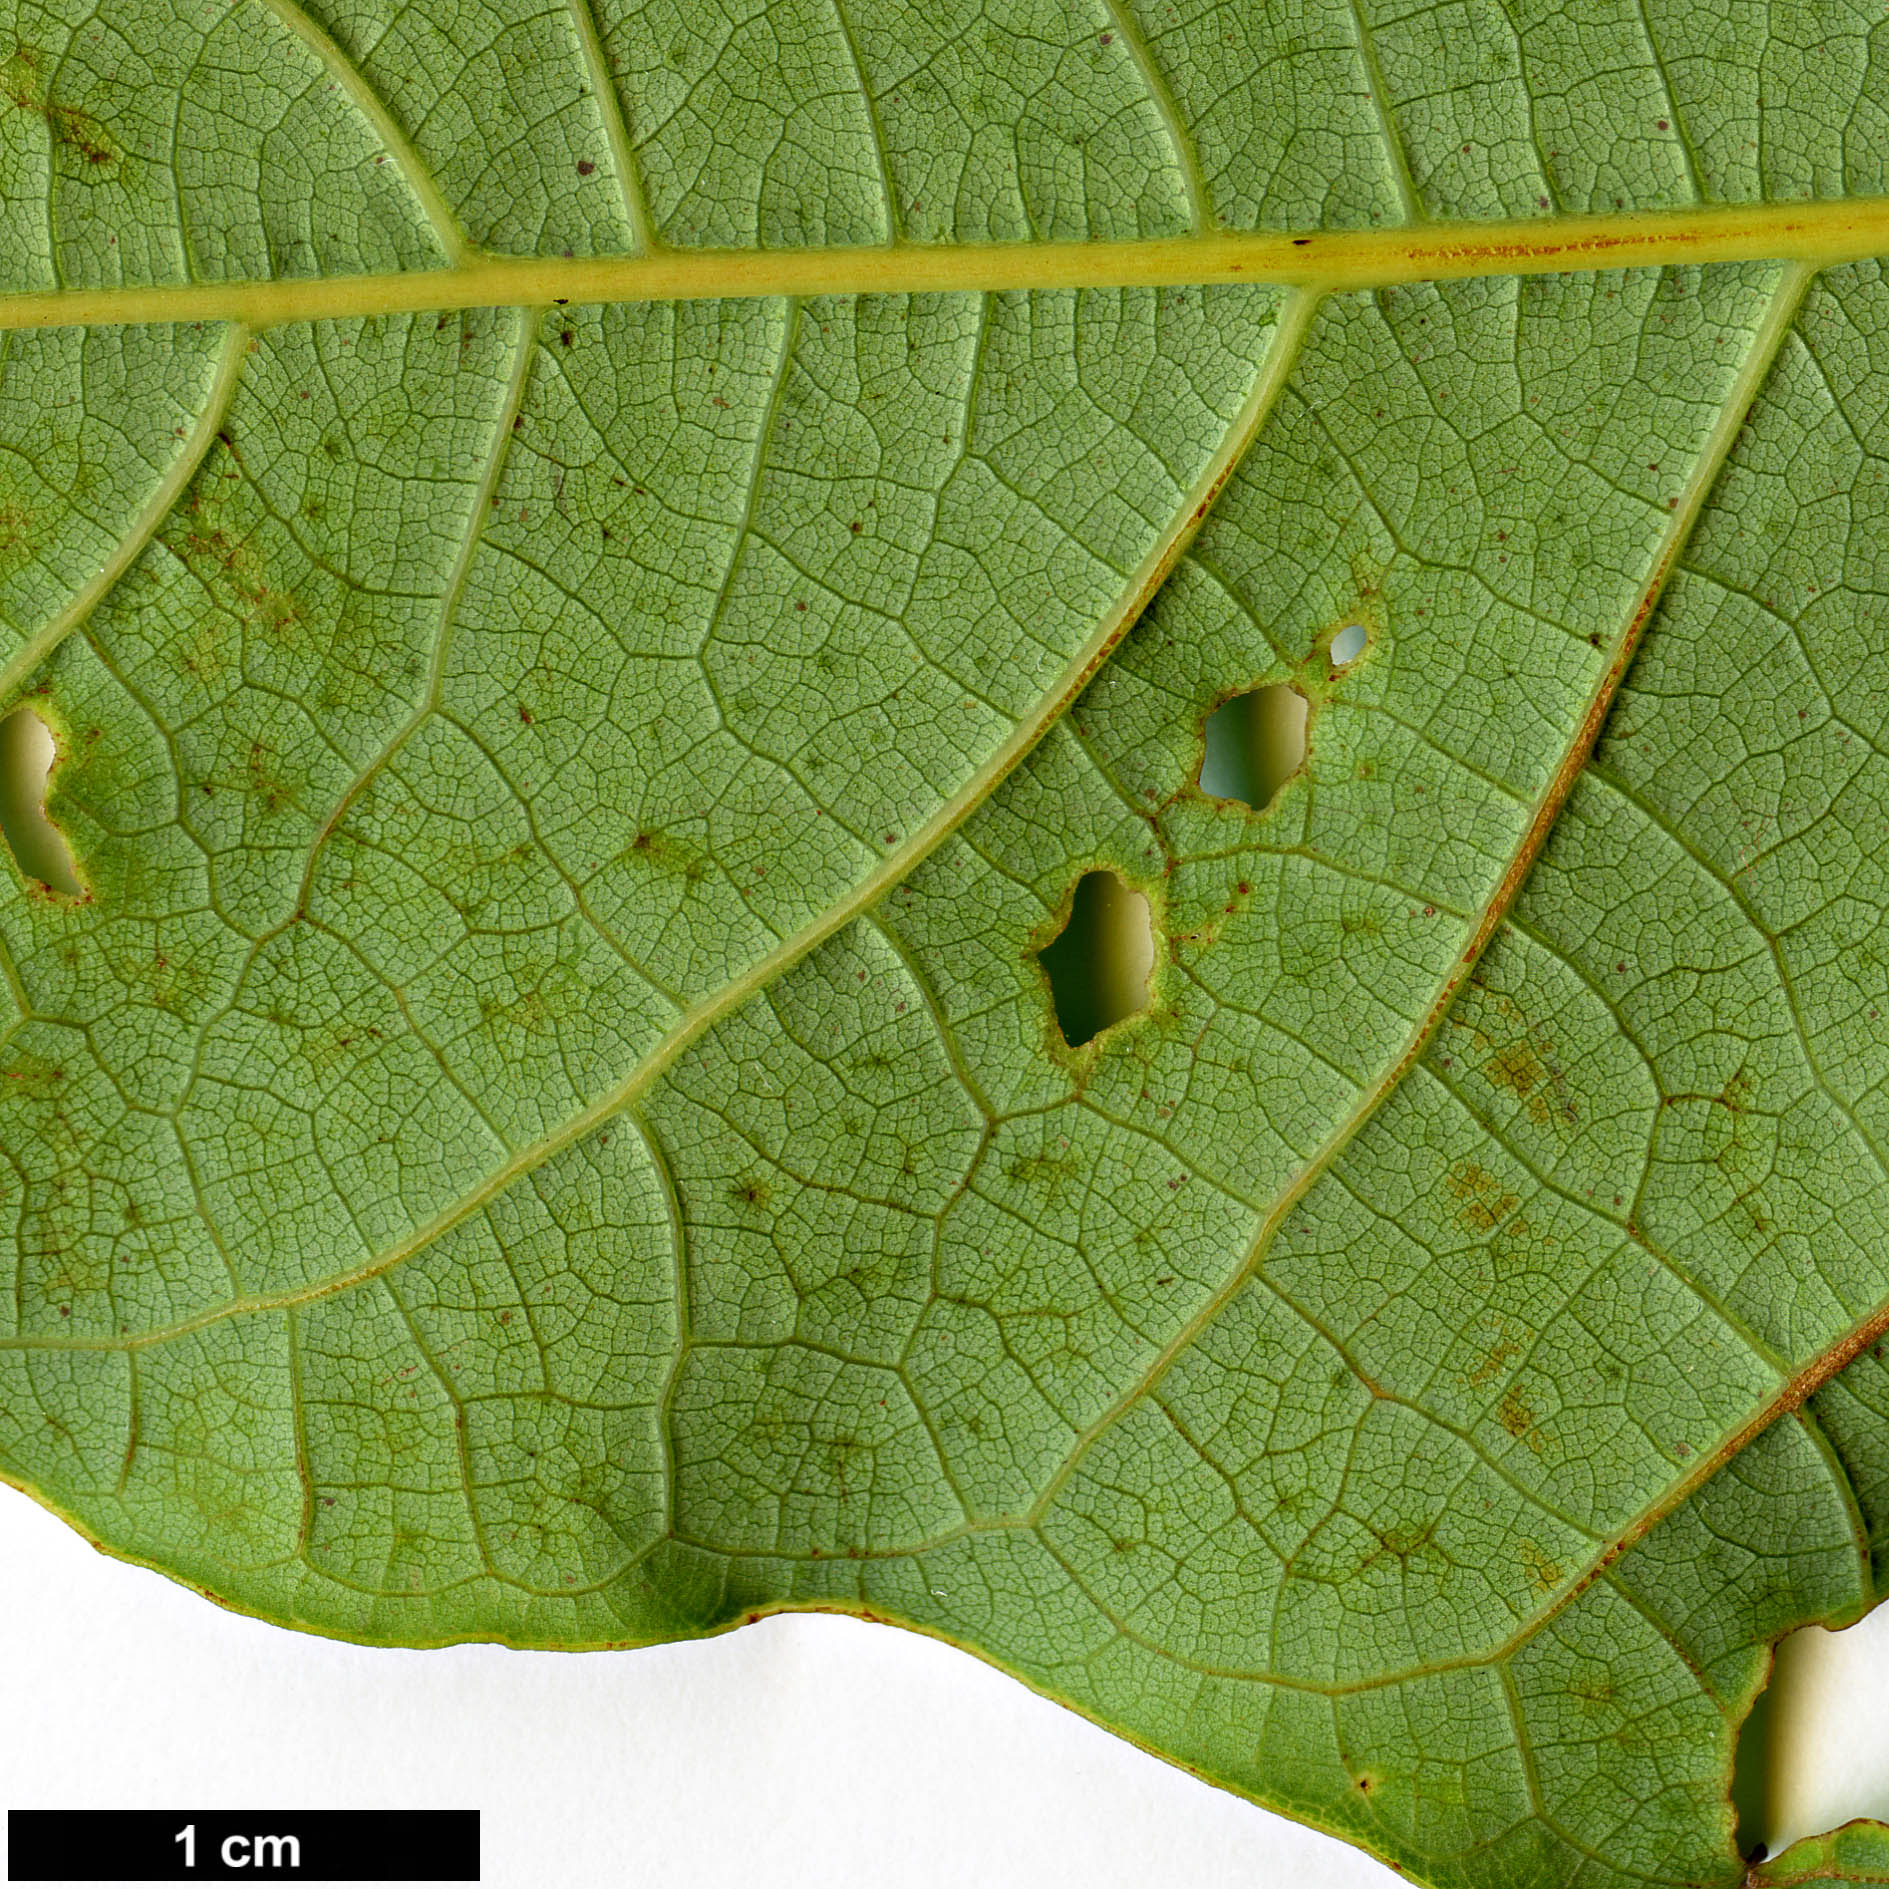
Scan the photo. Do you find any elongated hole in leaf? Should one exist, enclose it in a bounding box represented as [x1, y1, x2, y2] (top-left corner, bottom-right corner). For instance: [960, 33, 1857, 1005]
[1732, 1652, 1778, 1861]
[1330, 622, 1368, 665]
[1039, 870, 1154, 1048]
[1733, 1604, 1889, 1861]
[0, 708, 81, 895]
[1199, 684, 1308, 810]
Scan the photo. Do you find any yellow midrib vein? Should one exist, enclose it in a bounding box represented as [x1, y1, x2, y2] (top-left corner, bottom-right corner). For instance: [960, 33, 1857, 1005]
[5, 196, 1889, 332]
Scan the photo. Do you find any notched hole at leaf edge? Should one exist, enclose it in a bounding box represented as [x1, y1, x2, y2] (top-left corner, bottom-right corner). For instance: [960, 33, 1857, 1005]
[0, 706, 82, 897]
[1037, 869, 1155, 1050]
[1733, 1599, 1889, 1864]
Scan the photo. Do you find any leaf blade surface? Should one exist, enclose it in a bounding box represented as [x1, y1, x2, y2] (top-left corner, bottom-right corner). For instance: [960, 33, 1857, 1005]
[3, 7, 1889, 1885]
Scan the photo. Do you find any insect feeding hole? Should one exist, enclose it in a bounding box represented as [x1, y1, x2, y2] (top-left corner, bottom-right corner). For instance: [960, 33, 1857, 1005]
[1039, 869, 1155, 1048]
[1731, 1609, 1889, 1863]
[1199, 682, 1308, 811]
[0, 706, 81, 895]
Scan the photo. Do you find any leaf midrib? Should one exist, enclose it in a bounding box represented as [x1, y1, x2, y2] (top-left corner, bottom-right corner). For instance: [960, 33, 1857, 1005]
[1, 197, 1887, 335]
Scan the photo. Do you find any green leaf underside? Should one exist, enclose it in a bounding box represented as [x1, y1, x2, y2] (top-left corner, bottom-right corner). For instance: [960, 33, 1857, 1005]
[2, 4, 1889, 1886]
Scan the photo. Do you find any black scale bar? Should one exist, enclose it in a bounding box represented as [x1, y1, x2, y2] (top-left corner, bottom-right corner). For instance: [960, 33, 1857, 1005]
[7, 1811, 478, 1882]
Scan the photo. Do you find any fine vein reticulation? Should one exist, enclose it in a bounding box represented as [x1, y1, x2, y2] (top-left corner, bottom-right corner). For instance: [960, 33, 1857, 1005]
[4, 6, 1889, 1889]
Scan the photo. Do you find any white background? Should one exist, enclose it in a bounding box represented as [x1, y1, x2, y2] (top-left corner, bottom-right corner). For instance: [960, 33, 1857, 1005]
[1, 1487, 1885, 1889]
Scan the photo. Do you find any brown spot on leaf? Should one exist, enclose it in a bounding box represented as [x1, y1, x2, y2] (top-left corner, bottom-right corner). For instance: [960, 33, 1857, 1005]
[1520, 1539, 1563, 1592]
[0, 496, 45, 578]
[627, 827, 708, 882]
[3, 48, 125, 173]
[1445, 987, 1580, 1130]
[1445, 1160, 1519, 1233]
[1468, 1338, 1521, 1387]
